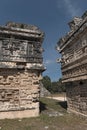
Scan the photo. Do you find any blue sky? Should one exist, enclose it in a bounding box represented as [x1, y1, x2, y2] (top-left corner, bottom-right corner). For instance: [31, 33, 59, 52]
[0, 0, 87, 81]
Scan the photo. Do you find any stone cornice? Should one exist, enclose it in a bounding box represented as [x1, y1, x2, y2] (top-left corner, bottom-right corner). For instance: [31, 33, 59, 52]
[0, 25, 44, 42]
[57, 15, 87, 52]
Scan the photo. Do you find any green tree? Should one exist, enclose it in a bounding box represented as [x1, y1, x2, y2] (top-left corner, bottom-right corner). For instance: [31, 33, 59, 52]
[57, 78, 66, 92]
[51, 81, 58, 93]
[41, 76, 66, 93]
[41, 75, 52, 92]
[51, 78, 66, 93]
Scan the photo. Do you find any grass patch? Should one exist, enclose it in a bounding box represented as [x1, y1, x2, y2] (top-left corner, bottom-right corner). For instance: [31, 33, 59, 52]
[0, 97, 87, 130]
[40, 97, 67, 112]
[50, 92, 66, 97]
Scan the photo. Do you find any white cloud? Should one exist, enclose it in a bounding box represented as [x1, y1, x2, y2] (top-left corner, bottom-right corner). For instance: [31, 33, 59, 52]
[57, 0, 81, 17]
[64, 0, 80, 17]
[44, 59, 54, 65]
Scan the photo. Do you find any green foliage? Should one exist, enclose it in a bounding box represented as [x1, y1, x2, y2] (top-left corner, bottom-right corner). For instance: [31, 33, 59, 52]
[41, 76, 66, 93]
[57, 78, 66, 93]
[51, 81, 58, 93]
[41, 75, 52, 92]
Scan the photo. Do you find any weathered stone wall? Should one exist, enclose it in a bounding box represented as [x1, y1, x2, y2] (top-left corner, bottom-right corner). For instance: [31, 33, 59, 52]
[56, 11, 87, 117]
[66, 80, 87, 117]
[0, 22, 45, 119]
[61, 31, 87, 82]
[0, 68, 41, 119]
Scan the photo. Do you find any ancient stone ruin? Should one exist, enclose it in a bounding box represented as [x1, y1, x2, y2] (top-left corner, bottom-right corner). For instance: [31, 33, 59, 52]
[40, 81, 51, 97]
[57, 11, 87, 117]
[0, 22, 45, 119]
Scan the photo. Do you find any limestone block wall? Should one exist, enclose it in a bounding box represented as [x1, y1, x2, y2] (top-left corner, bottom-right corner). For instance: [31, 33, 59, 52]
[0, 68, 40, 119]
[56, 11, 87, 117]
[0, 22, 45, 119]
[66, 80, 87, 117]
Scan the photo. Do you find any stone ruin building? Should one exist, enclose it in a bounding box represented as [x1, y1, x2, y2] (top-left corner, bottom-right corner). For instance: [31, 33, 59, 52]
[56, 11, 87, 117]
[0, 22, 45, 119]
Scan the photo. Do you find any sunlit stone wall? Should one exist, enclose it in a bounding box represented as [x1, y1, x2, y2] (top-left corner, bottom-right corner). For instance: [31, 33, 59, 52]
[0, 22, 45, 119]
[57, 11, 87, 117]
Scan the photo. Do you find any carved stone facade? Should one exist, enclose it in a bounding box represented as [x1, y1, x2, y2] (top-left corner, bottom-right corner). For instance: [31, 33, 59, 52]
[0, 22, 45, 119]
[57, 11, 87, 117]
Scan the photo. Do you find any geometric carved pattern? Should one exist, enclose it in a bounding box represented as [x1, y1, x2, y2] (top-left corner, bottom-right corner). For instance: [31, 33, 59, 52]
[66, 81, 87, 115]
[0, 69, 40, 112]
[0, 89, 19, 111]
[0, 22, 44, 119]
[57, 12, 87, 117]
[62, 63, 87, 81]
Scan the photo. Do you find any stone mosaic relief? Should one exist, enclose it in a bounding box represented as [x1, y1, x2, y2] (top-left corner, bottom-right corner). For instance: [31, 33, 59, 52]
[62, 37, 87, 65]
[57, 12, 87, 116]
[0, 22, 44, 118]
[62, 64, 87, 81]
[66, 81, 87, 114]
[20, 88, 39, 109]
[0, 89, 19, 111]
[19, 71, 40, 109]
[61, 35, 87, 80]
[0, 69, 40, 112]
[0, 38, 27, 61]
[0, 37, 43, 63]
[0, 72, 20, 87]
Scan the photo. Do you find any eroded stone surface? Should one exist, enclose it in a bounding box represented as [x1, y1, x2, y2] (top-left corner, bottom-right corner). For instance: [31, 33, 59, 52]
[57, 11, 87, 117]
[0, 22, 45, 119]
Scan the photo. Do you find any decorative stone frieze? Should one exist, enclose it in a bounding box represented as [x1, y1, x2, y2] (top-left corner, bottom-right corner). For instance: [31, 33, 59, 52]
[56, 11, 87, 117]
[0, 22, 45, 119]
